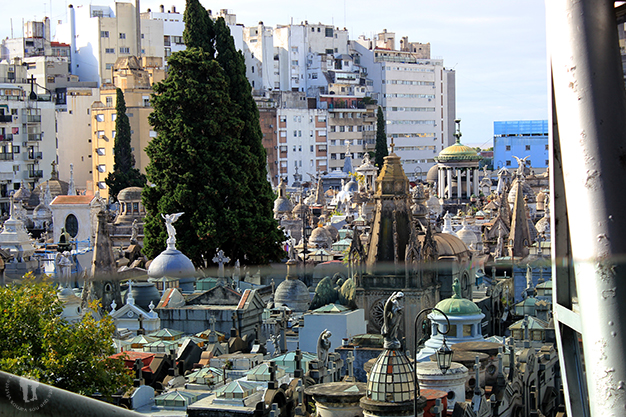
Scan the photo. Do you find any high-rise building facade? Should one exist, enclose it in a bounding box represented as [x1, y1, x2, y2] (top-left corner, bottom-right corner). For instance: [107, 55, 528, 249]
[493, 120, 549, 170]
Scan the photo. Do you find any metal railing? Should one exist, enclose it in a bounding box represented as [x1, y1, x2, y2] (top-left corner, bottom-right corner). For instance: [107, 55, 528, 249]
[0, 154, 14, 161]
[28, 133, 42, 141]
[28, 170, 43, 178]
[0, 115, 12, 123]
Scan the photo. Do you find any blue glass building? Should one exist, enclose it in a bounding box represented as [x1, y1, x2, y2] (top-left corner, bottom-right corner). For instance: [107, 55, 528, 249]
[493, 120, 549, 170]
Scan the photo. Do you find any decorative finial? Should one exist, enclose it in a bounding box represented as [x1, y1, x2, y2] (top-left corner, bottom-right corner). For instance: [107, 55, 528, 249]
[110, 299, 117, 313]
[389, 136, 395, 154]
[148, 300, 155, 312]
[127, 280, 135, 305]
[454, 119, 462, 143]
[68, 163, 76, 196]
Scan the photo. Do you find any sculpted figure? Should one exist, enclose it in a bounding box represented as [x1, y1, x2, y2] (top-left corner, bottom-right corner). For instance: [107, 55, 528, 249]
[317, 329, 332, 368]
[381, 291, 404, 349]
[162, 212, 184, 247]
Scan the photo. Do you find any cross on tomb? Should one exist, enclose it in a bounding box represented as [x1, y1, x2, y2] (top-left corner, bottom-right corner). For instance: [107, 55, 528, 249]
[213, 249, 230, 278]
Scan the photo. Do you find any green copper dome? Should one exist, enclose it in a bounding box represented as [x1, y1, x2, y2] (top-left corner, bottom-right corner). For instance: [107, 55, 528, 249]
[434, 278, 481, 316]
[435, 140, 482, 162]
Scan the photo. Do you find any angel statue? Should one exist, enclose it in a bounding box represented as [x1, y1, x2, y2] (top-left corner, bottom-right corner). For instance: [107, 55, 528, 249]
[162, 212, 184, 248]
[317, 329, 332, 368]
[381, 291, 405, 349]
[512, 155, 531, 178]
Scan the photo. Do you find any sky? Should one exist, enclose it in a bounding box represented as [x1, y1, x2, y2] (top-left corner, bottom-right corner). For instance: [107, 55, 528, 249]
[1, 0, 548, 149]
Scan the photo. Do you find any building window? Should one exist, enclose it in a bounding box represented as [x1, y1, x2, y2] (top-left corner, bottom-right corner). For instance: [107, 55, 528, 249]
[119, 33, 126, 39]
[310, 145, 314, 152]
[143, 96, 150, 107]
[251, 66, 254, 73]
[325, 27, 333, 37]
[293, 130, 297, 137]
[95, 114, 104, 122]
[525, 145, 531, 151]
[97, 181, 107, 189]
[506, 160, 511, 166]
[97, 164, 106, 173]
[96, 148, 106, 156]
[105, 63, 113, 70]
[280, 115, 287, 123]
[505, 145, 511, 151]
[105, 48, 115, 54]
[96, 130, 105, 138]
[165, 48, 171, 57]
[545, 144, 549, 150]
[545, 159, 549, 165]
[120, 47, 130, 54]
[65, 214, 79, 238]
[106, 97, 113, 106]
[101, 31, 109, 38]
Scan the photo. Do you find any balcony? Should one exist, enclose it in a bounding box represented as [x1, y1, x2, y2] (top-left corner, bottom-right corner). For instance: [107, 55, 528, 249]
[28, 133, 42, 141]
[27, 151, 42, 160]
[0, 115, 12, 123]
[0, 153, 14, 161]
[3, 134, 13, 141]
[28, 170, 43, 178]
[26, 115, 41, 123]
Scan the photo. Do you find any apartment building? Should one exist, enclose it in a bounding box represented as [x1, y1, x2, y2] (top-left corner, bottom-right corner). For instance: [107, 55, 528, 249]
[493, 120, 549, 170]
[354, 30, 455, 179]
[90, 56, 165, 199]
[0, 62, 56, 213]
[323, 99, 377, 171]
[273, 92, 327, 183]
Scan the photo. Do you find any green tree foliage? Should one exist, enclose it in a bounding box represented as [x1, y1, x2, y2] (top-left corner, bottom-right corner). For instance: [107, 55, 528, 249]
[375, 106, 388, 168]
[105, 88, 146, 201]
[0, 275, 131, 397]
[144, 15, 285, 266]
[182, 0, 215, 56]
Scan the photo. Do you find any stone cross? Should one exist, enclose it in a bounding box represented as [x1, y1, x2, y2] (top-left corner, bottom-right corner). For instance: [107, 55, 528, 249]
[346, 351, 355, 379]
[213, 249, 230, 278]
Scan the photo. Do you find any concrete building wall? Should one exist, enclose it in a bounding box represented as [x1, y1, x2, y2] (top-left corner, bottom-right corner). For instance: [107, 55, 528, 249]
[57, 87, 99, 191]
[493, 120, 549, 170]
[326, 105, 376, 171]
[299, 309, 366, 354]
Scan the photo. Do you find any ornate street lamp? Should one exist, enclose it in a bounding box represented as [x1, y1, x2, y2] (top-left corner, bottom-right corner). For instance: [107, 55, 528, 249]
[413, 307, 453, 417]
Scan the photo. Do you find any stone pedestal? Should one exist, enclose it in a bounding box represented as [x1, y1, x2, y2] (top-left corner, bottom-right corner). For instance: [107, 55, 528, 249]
[360, 397, 424, 417]
[305, 382, 366, 417]
[416, 362, 468, 411]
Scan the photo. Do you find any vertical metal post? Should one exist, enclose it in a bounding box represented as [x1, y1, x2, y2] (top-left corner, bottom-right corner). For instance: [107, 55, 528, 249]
[547, 1, 626, 415]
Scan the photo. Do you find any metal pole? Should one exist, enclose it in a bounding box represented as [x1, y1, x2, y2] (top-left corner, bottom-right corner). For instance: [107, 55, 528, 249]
[547, 1, 626, 415]
[413, 307, 450, 417]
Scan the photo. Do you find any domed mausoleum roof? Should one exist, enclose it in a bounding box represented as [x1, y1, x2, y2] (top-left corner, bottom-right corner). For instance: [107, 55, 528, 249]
[118, 186, 143, 201]
[435, 279, 481, 316]
[274, 260, 310, 312]
[148, 247, 196, 279]
[436, 141, 482, 163]
[366, 349, 414, 402]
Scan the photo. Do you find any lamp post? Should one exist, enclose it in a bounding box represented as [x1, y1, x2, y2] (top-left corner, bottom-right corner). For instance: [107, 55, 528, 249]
[413, 307, 453, 416]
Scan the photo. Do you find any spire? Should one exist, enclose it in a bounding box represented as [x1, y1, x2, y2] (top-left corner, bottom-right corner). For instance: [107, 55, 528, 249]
[68, 163, 76, 196]
[453, 119, 462, 144]
[126, 280, 135, 305]
[508, 180, 530, 258]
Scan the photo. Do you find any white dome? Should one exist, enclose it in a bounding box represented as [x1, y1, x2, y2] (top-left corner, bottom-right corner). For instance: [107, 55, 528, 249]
[148, 247, 196, 279]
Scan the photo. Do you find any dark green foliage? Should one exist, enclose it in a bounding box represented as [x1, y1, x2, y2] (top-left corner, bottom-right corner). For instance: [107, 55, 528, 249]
[105, 88, 146, 201]
[375, 106, 388, 168]
[213, 17, 286, 264]
[143, 46, 284, 266]
[183, 0, 215, 56]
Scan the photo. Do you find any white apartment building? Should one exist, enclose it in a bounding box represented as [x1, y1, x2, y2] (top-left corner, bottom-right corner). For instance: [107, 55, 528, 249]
[244, 22, 349, 94]
[57, 3, 243, 85]
[275, 93, 327, 182]
[0, 63, 57, 213]
[354, 31, 455, 179]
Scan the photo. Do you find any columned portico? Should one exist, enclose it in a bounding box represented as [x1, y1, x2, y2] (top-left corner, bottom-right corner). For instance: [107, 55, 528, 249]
[432, 120, 482, 202]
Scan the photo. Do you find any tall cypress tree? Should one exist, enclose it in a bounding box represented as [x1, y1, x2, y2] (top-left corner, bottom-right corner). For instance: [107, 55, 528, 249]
[143, 50, 247, 265]
[105, 88, 146, 200]
[143, 11, 285, 265]
[375, 106, 388, 168]
[214, 17, 285, 264]
[182, 0, 214, 56]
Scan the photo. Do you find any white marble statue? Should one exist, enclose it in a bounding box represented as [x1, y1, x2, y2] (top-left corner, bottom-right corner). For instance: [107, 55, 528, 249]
[162, 212, 184, 248]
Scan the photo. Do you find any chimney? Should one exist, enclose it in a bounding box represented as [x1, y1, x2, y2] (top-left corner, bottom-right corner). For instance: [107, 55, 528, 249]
[171, 5, 176, 13]
[69, 5, 77, 75]
[159, 4, 164, 13]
